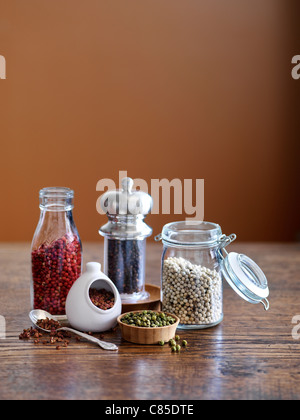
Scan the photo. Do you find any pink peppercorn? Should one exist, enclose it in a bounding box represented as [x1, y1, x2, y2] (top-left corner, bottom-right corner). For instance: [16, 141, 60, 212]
[32, 234, 82, 315]
[89, 288, 115, 311]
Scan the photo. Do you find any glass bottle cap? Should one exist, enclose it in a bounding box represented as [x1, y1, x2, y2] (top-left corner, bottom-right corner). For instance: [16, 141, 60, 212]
[221, 252, 270, 310]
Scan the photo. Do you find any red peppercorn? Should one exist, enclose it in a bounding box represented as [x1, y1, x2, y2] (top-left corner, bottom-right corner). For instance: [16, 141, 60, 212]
[89, 288, 115, 311]
[31, 234, 82, 315]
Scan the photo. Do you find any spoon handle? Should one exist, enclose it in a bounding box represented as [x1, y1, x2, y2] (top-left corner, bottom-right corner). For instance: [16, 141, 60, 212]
[59, 327, 118, 351]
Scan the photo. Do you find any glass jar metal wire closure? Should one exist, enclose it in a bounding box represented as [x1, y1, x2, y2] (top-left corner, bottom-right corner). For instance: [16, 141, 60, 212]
[156, 221, 270, 330]
[156, 221, 231, 329]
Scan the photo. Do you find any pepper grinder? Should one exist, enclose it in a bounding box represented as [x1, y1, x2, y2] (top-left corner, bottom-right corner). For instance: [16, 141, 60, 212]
[99, 177, 153, 303]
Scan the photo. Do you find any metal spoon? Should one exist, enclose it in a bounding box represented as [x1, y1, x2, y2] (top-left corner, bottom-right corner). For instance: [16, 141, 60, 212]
[29, 309, 118, 351]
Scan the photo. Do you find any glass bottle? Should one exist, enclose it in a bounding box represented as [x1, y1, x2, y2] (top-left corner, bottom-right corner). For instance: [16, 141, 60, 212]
[99, 177, 153, 303]
[31, 187, 82, 317]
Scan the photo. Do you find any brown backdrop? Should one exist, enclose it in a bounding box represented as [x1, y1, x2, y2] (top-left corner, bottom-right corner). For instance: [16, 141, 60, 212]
[0, 0, 299, 243]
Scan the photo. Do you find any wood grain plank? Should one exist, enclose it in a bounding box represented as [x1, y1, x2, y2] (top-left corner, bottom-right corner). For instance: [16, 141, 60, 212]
[0, 242, 299, 400]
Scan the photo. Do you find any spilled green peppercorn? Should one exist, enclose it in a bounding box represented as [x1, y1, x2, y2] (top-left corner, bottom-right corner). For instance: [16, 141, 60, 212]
[169, 336, 189, 353]
[158, 340, 165, 346]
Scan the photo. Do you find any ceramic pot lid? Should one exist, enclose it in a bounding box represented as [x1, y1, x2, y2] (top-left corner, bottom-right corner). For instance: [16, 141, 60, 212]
[221, 252, 270, 310]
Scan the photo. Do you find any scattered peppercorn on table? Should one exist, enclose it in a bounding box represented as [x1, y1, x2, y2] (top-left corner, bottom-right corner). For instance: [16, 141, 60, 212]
[0, 242, 300, 400]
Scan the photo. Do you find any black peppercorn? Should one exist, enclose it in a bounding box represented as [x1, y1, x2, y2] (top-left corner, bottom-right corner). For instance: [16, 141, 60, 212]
[106, 238, 145, 295]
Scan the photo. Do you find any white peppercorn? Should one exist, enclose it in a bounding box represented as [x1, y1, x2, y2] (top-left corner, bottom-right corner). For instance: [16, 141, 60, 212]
[162, 256, 223, 327]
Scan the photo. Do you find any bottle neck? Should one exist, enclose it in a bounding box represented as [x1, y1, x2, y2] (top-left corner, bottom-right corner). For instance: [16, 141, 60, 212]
[38, 208, 75, 233]
[39, 187, 74, 212]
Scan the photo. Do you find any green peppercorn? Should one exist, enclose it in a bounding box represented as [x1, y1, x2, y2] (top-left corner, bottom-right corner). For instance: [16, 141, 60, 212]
[176, 344, 181, 352]
[182, 340, 187, 347]
[169, 339, 176, 347]
[171, 346, 177, 352]
[121, 311, 177, 328]
[158, 340, 165, 346]
[175, 335, 180, 341]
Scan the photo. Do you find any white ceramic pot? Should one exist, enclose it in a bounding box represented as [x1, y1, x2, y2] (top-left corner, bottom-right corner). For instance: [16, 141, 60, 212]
[66, 262, 122, 332]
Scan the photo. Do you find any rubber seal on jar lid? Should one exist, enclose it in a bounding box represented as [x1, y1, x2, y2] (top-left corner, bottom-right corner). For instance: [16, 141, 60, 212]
[221, 252, 270, 310]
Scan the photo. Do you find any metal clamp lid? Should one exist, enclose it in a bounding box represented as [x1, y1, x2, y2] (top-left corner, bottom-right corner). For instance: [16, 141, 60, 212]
[219, 239, 270, 311]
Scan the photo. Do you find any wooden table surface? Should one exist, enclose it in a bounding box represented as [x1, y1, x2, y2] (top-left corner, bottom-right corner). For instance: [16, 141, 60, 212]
[0, 242, 300, 400]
